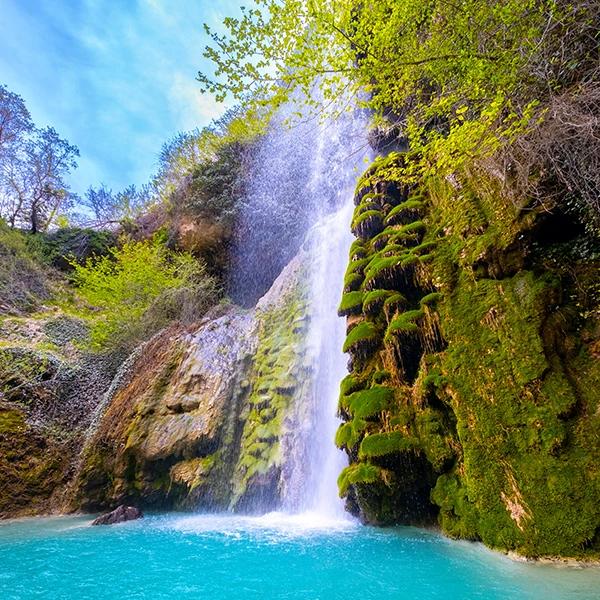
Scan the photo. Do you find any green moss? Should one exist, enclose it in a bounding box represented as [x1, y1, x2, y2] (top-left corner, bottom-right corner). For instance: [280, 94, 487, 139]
[338, 462, 387, 496]
[340, 374, 363, 397]
[420, 292, 443, 307]
[383, 293, 407, 312]
[372, 369, 391, 384]
[378, 244, 410, 258]
[0, 409, 25, 434]
[370, 229, 394, 251]
[335, 418, 368, 449]
[342, 321, 380, 354]
[359, 431, 420, 458]
[342, 385, 395, 418]
[338, 291, 364, 317]
[343, 271, 364, 293]
[231, 280, 309, 506]
[386, 309, 424, 338]
[349, 240, 366, 260]
[400, 220, 426, 234]
[363, 256, 408, 290]
[411, 241, 437, 255]
[385, 199, 425, 226]
[351, 210, 384, 236]
[363, 289, 395, 316]
[353, 202, 380, 221]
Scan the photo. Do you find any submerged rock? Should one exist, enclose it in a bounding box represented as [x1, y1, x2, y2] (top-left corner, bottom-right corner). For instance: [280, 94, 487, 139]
[91, 505, 143, 525]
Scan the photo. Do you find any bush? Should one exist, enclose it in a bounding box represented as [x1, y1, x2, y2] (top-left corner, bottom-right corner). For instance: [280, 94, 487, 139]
[0, 221, 51, 314]
[32, 227, 117, 270]
[71, 239, 218, 350]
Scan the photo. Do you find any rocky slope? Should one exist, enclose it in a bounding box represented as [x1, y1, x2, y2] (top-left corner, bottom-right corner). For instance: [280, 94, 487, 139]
[0, 312, 117, 517]
[336, 152, 600, 558]
[70, 252, 311, 513]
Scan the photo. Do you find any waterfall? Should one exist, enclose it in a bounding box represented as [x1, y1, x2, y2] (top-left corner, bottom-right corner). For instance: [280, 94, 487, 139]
[299, 202, 357, 518]
[231, 95, 372, 518]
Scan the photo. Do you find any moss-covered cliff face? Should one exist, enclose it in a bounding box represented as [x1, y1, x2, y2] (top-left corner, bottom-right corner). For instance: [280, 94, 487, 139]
[337, 152, 600, 558]
[72, 254, 309, 513]
[0, 314, 118, 518]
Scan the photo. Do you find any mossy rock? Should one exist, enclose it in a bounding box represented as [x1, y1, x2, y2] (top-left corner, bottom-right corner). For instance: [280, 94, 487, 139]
[349, 240, 367, 260]
[335, 417, 368, 450]
[359, 431, 420, 458]
[420, 292, 443, 307]
[338, 291, 364, 317]
[341, 385, 395, 418]
[342, 321, 380, 357]
[338, 462, 388, 496]
[363, 256, 411, 291]
[385, 199, 426, 226]
[352, 210, 384, 240]
[363, 289, 397, 316]
[385, 309, 424, 339]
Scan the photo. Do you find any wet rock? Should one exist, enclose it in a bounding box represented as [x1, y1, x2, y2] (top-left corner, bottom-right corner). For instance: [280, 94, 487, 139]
[73, 253, 310, 514]
[91, 505, 143, 525]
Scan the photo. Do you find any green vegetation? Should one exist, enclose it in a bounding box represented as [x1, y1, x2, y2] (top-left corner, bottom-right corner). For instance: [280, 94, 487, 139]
[337, 290, 363, 317]
[232, 280, 309, 507]
[386, 310, 424, 339]
[201, 1, 600, 232]
[342, 321, 380, 354]
[336, 147, 600, 558]
[359, 431, 419, 459]
[338, 462, 387, 496]
[341, 385, 394, 419]
[71, 239, 217, 350]
[0, 222, 51, 314]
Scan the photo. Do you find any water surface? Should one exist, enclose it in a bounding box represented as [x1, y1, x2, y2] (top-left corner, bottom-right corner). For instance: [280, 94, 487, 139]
[1, 513, 598, 600]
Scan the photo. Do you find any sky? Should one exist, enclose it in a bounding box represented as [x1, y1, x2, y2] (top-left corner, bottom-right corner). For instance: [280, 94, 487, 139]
[0, 0, 243, 195]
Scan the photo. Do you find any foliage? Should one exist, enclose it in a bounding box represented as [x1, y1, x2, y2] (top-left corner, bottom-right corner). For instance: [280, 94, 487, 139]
[200, 1, 600, 225]
[0, 85, 79, 232]
[70, 239, 217, 350]
[32, 227, 117, 271]
[81, 184, 152, 229]
[0, 221, 51, 314]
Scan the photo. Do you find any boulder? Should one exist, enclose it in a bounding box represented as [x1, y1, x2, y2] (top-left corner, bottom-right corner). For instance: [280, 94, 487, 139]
[91, 505, 143, 525]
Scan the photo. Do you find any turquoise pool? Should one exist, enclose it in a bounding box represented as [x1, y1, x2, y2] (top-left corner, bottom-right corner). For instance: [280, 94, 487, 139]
[0, 513, 598, 599]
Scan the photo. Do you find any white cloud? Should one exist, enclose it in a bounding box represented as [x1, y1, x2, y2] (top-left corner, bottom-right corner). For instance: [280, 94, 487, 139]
[168, 72, 229, 131]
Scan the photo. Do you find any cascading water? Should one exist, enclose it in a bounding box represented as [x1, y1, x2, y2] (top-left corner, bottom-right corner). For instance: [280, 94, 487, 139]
[290, 202, 357, 519]
[230, 94, 372, 519]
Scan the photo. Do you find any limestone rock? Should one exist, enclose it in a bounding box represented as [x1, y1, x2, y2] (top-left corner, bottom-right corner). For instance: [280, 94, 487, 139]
[91, 505, 143, 525]
[73, 252, 310, 514]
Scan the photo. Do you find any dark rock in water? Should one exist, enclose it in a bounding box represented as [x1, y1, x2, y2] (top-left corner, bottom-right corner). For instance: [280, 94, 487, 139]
[91, 505, 143, 525]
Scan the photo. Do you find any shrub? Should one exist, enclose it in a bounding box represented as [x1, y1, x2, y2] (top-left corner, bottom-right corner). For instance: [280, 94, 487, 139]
[32, 227, 117, 270]
[0, 221, 51, 314]
[71, 239, 218, 350]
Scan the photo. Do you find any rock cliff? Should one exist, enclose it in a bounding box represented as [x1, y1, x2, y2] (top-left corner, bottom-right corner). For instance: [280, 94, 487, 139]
[71, 252, 310, 513]
[336, 152, 600, 558]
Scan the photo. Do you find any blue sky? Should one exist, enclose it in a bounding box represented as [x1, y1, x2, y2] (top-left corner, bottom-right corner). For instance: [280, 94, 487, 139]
[0, 0, 242, 195]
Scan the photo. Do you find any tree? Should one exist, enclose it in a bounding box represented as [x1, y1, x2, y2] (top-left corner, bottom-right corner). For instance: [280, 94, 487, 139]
[0, 84, 32, 157]
[0, 85, 79, 233]
[82, 183, 151, 228]
[1, 126, 78, 233]
[198, 1, 600, 224]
